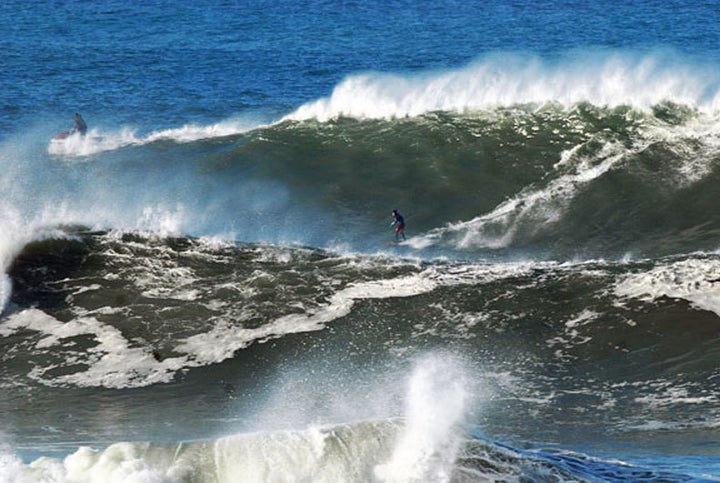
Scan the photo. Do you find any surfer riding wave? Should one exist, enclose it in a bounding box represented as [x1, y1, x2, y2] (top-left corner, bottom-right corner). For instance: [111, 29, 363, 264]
[391, 210, 406, 242]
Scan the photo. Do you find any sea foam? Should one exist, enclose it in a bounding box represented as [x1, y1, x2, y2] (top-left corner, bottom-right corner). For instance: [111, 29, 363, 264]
[0, 355, 472, 483]
[284, 51, 720, 121]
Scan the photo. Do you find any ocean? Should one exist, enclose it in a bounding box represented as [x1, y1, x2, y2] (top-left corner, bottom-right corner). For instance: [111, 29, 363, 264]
[2, 0, 720, 481]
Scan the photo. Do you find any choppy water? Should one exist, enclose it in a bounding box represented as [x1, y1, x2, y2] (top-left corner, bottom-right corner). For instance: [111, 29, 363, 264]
[2, 1, 720, 481]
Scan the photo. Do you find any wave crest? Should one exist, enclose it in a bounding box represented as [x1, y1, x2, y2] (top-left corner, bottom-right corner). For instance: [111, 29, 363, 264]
[285, 51, 720, 121]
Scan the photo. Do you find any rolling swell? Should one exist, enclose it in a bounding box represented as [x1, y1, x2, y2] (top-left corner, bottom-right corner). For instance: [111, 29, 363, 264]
[5, 232, 720, 407]
[3, 230, 720, 478]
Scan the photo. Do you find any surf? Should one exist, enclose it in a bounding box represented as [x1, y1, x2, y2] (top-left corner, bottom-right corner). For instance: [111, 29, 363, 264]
[47, 116, 268, 158]
[284, 50, 720, 121]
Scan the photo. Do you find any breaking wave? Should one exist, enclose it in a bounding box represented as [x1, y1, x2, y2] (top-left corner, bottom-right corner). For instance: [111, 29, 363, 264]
[285, 51, 720, 121]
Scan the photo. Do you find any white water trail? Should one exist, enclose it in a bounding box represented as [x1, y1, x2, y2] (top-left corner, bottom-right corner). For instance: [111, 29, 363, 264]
[47, 117, 267, 157]
[408, 139, 630, 251]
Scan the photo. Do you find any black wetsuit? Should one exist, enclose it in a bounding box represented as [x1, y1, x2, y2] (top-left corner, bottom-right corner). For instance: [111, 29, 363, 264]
[73, 115, 87, 135]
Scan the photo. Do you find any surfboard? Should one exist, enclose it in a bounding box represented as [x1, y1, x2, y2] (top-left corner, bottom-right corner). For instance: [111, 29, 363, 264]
[53, 131, 70, 141]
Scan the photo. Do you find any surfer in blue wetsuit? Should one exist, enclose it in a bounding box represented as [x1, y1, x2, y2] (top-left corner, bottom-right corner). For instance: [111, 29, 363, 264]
[71, 113, 87, 136]
[390, 210, 406, 242]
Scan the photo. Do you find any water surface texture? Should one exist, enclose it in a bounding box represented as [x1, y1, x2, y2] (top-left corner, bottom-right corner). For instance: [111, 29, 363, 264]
[2, 1, 720, 481]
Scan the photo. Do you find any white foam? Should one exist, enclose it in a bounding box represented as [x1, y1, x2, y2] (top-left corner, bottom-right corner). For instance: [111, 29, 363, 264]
[47, 128, 140, 157]
[133, 205, 185, 237]
[376, 354, 469, 483]
[47, 117, 266, 157]
[614, 257, 720, 316]
[412, 140, 629, 250]
[564, 309, 599, 329]
[284, 51, 720, 122]
[0, 309, 184, 388]
[0, 271, 442, 389]
[0, 451, 66, 483]
[0, 420, 403, 483]
[176, 273, 438, 366]
[144, 117, 266, 143]
[633, 382, 719, 413]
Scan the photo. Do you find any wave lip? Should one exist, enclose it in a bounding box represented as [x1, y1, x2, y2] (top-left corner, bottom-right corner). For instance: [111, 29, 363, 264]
[285, 51, 720, 122]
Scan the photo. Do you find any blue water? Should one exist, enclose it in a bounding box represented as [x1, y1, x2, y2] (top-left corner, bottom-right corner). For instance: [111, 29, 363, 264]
[2, 1, 720, 481]
[3, 0, 718, 135]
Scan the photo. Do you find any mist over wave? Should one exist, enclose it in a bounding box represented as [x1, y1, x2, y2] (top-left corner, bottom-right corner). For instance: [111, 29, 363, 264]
[285, 51, 720, 121]
[5, 0, 720, 478]
[46, 50, 720, 160]
[47, 116, 268, 157]
[19, 82, 720, 271]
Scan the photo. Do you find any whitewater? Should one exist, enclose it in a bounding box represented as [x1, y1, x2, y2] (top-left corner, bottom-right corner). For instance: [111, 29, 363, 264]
[3, 1, 720, 481]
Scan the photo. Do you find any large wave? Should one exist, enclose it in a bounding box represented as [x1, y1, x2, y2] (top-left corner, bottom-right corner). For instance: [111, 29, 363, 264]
[284, 51, 720, 121]
[29, 100, 720, 262]
[7, 50, 720, 309]
[46, 50, 720, 159]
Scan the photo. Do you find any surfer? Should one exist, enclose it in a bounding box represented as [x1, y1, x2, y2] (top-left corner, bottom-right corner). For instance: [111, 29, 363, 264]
[390, 209, 406, 242]
[71, 113, 87, 135]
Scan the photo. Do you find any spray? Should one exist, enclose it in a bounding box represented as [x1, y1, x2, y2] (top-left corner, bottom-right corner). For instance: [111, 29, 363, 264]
[375, 354, 469, 483]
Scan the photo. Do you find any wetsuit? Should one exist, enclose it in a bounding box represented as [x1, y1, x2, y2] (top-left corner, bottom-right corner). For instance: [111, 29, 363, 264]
[392, 212, 406, 241]
[73, 114, 87, 135]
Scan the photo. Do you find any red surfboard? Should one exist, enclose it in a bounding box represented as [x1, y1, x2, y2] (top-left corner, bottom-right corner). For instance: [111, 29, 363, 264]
[54, 131, 70, 140]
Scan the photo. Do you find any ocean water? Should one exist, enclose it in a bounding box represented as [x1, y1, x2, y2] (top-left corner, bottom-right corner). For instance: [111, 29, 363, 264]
[2, 0, 720, 481]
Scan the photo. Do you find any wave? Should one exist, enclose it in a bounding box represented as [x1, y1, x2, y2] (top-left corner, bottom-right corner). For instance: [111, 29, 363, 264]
[2, 233, 446, 388]
[5, 231, 720, 392]
[21, 101, 720, 266]
[12, 51, 720, 283]
[0, 354, 469, 482]
[2, 232, 720, 480]
[30, 52, 720, 261]
[47, 117, 267, 157]
[284, 51, 720, 121]
[2, 426, 706, 482]
[45, 50, 720, 158]
[1, 352, 708, 482]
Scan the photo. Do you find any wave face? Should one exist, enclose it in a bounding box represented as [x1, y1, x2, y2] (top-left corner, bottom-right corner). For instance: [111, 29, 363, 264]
[56, 107, 720, 259]
[17, 93, 720, 262]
